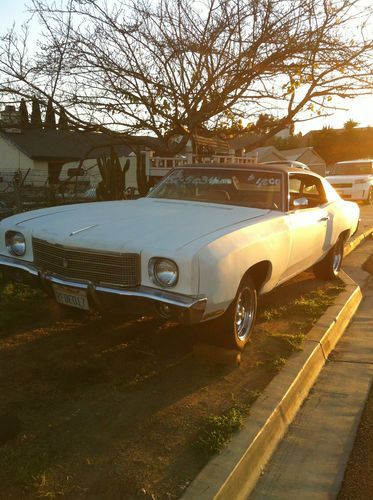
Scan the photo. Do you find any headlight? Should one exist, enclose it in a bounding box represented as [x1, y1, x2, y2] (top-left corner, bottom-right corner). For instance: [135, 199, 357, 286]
[149, 258, 178, 287]
[5, 231, 26, 256]
[354, 178, 368, 184]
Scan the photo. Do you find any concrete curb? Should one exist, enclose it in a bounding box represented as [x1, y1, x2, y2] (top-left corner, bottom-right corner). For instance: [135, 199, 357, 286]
[182, 230, 372, 500]
[344, 227, 373, 257]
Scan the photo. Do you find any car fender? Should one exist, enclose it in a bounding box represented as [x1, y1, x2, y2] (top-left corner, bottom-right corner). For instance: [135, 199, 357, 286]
[197, 216, 291, 316]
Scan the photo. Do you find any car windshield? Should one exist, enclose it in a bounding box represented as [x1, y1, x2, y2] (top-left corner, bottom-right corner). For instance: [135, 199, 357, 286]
[332, 162, 372, 175]
[148, 168, 283, 210]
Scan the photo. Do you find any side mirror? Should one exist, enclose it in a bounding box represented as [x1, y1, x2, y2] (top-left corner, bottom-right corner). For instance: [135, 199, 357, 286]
[293, 197, 308, 208]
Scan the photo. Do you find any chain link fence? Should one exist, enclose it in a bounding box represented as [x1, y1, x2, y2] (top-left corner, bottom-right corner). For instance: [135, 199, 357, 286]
[0, 160, 138, 218]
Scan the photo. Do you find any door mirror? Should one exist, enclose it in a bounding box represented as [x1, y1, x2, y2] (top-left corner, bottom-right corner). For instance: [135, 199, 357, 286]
[293, 197, 308, 208]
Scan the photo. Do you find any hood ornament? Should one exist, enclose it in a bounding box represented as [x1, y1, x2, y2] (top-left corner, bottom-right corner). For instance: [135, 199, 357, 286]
[69, 224, 98, 236]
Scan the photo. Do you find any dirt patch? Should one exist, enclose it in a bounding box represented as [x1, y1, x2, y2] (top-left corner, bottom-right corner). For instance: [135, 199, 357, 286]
[0, 272, 344, 499]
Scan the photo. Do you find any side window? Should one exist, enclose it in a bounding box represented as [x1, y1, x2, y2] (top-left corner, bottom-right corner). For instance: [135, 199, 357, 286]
[289, 178, 302, 195]
[289, 174, 327, 209]
[302, 177, 327, 207]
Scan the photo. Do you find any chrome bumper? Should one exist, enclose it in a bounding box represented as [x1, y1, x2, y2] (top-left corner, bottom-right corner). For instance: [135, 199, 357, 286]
[0, 254, 207, 323]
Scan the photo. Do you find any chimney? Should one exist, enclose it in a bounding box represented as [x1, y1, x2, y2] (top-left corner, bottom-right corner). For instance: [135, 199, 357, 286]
[0, 105, 20, 126]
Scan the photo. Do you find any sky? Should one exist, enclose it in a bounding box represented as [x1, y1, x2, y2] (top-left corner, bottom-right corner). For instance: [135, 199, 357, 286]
[1, 0, 373, 136]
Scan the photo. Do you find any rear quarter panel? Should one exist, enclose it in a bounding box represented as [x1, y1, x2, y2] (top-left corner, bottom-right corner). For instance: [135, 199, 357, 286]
[321, 197, 360, 250]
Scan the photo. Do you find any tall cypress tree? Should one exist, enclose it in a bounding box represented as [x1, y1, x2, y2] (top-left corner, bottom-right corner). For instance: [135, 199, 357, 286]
[58, 106, 69, 131]
[30, 97, 42, 128]
[44, 97, 56, 129]
[19, 98, 29, 127]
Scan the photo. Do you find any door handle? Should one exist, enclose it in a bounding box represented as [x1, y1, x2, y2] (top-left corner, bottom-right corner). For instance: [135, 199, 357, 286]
[318, 216, 330, 222]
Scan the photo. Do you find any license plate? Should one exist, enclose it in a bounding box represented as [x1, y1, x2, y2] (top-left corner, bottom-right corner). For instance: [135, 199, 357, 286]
[52, 284, 90, 311]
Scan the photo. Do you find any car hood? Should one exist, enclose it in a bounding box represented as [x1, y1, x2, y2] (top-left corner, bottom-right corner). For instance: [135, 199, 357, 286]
[10, 198, 270, 252]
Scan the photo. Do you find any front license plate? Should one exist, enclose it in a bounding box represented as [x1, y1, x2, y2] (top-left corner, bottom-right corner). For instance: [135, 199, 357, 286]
[52, 284, 90, 311]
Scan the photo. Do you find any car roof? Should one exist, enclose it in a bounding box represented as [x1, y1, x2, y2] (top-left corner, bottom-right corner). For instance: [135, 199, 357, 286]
[261, 160, 310, 169]
[178, 162, 317, 175]
[335, 159, 373, 164]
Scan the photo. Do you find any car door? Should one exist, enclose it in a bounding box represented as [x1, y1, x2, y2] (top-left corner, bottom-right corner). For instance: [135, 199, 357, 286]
[281, 173, 332, 281]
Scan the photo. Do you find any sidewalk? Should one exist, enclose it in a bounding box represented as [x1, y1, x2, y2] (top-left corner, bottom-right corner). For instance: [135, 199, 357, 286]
[250, 240, 373, 499]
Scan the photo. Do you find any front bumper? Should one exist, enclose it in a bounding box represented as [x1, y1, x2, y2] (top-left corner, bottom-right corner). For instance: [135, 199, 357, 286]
[0, 254, 207, 324]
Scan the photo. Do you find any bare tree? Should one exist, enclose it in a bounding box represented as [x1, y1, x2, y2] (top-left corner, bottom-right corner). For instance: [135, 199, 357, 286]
[1, 0, 373, 153]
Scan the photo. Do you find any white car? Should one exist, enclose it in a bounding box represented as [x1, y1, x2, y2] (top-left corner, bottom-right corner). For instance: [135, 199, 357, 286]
[0, 164, 359, 350]
[326, 159, 373, 205]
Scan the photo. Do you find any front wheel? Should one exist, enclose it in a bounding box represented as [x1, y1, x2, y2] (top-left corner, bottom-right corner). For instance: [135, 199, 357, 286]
[313, 237, 344, 280]
[218, 275, 258, 351]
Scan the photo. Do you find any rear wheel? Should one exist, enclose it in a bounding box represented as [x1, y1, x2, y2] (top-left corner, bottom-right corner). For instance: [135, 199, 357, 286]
[313, 237, 344, 280]
[218, 275, 257, 351]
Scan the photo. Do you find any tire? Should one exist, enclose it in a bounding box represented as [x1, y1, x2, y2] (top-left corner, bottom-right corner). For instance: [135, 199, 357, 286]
[313, 237, 344, 280]
[217, 275, 258, 351]
[365, 186, 373, 205]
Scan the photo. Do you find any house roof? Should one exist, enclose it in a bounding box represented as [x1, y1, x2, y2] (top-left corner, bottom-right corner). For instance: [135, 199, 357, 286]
[280, 147, 311, 160]
[0, 128, 232, 161]
[0, 128, 136, 161]
[249, 145, 282, 155]
[248, 146, 285, 161]
[303, 126, 372, 138]
[280, 147, 325, 164]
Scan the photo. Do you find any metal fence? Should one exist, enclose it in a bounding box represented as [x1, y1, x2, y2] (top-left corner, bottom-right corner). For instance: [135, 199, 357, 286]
[0, 168, 93, 212]
[0, 165, 136, 217]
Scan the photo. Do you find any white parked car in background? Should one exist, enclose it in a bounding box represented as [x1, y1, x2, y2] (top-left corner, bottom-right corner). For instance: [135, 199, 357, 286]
[326, 159, 373, 205]
[0, 164, 359, 350]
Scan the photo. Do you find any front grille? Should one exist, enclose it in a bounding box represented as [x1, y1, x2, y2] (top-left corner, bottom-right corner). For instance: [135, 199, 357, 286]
[32, 238, 140, 287]
[331, 183, 353, 188]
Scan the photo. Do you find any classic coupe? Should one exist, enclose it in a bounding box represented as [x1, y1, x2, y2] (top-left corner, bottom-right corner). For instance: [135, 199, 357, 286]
[0, 164, 359, 350]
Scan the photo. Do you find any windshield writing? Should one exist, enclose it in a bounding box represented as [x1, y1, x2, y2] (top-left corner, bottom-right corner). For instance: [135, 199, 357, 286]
[148, 168, 283, 210]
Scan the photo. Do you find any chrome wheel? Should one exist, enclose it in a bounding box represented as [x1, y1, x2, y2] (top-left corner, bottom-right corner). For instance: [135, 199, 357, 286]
[235, 286, 256, 341]
[332, 240, 343, 274]
[314, 236, 344, 280]
[216, 275, 257, 350]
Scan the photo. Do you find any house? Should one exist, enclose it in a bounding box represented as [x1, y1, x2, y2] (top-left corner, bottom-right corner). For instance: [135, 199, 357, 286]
[0, 127, 135, 187]
[280, 147, 326, 176]
[227, 133, 326, 174]
[245, 146, 285, 163]
[227, 133, 261, 156]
